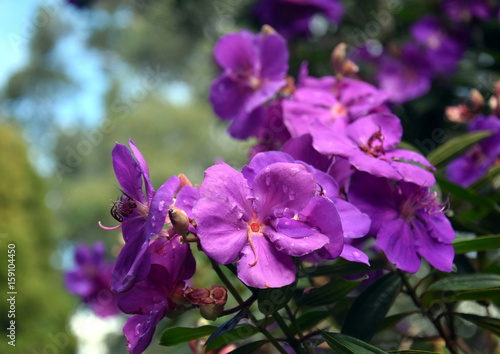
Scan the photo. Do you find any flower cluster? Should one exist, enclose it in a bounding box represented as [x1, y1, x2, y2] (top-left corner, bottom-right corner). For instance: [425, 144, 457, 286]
[446, 86, 500, 187]
[208, 28, 454, 277]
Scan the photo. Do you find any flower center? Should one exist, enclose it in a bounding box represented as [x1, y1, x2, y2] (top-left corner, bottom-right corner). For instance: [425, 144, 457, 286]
[250, 222, 260, 233]
[400, 187, 449, 220]
[359, 129, 385, 157]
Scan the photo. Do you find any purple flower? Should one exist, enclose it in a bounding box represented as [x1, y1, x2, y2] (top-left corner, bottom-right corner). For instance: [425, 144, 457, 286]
[411, 16, 464, 75]
[193, 159, 342, 288]
[209, 29, 289, 139]
[105, 141, 197, 293]
[441, 0, 492, 22]
[64, 242, 120, 317]
[250, 99, 292, 158]
[376, 44, 433, 103]
[447, 115, 500, 187]
[349, 173, 455, 273]
[119, 236, 196, 354]
[253, 0, 344, 39]
[310, 113, 436, 186]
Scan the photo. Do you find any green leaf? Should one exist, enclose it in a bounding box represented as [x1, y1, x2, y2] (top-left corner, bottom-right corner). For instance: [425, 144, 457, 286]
[378, 312, 417, 332]
[427, 274, 500, 291]
[159, 325, 216, 346]
[205, 309, 249, 347]
[296, 310, 331, 331]
[435, 289, 500, 303]
[388, 351, 440, 354]
[320, 331, 387, 354]
[296, 278, 361, 307]
[300, 259, 386, 277]
[342, 273, 402, 342]
[435, 175, 500, 214]
[228, 340, 268, 354]
[453, 235, 500, 254]
[258, 283, 295, 316]
[205, 324, 259, 351]
[456, 313, 500, 336]
[426, 130, 492, 168]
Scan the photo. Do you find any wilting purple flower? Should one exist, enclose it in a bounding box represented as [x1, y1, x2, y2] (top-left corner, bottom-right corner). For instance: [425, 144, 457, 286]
[64, 242, 120, 317]
[441, 0, 492, 22]
[349, 173, 455, 273]
[253, 0, 344, 39]
[310, 113, 436, 186]
[376, 44, 433, 103]
[209, 29, 289, 139]
[193, 158, 343, 288]
[119, 236, 196, 354]
[411, 16, 464, 75]
[447, 115, 500, 187]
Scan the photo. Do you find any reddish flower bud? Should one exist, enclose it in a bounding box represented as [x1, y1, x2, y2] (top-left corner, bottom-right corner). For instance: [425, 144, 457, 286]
[169, 207, 190, 237]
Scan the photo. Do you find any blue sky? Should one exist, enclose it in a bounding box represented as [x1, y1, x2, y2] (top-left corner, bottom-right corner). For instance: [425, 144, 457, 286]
[0, 0, 40, 87]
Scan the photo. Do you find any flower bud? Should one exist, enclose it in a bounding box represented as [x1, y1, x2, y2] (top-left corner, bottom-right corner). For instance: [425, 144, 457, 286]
[184, 285, 228, 321]
[169, 207, 190, 237]
[331, 43, 359, 78]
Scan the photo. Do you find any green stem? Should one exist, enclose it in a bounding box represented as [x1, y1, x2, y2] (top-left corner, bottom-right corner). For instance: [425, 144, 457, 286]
[209, 258, 287, 354]
[399, 272, 458, 354]
[272, 311, 308, 354]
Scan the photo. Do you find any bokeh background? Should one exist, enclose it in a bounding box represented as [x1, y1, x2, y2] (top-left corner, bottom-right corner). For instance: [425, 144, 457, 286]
[1, 0, 499, 353]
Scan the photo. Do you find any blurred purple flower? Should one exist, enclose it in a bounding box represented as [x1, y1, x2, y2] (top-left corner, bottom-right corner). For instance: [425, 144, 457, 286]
[119, 236, 196, 354]
[209, 29, 289, 139]
[376, 44, 433, 103]
[441, 0, 492, 22]
[411, 16, 464, 75]
[65, 242, 120, 317]
[253, 0, 344, 39]
[349, 173, 455, 273]
[447, 115, 500, 187]
[193, 159, 342, 288]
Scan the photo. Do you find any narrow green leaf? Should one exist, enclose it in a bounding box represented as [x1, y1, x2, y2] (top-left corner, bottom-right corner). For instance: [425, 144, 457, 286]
[435, 175, 500, 214]
[427, 130, 492, 168]
[321, 331, 387, 354]
[300, 259, 386, 277]
[342, 273, 402, 342]
[205, 324, 259, 351]
[435, 289, 500, 303]
[388, 351, 440, 354]
[228, 340, 268, 354]
[456, 313, 500, 336]
[205, 309, 249, 347]
[258, 283, 295, 316]
[296, 278, 361, 307]
[378, 312, 417, 332]
[427, 274, 500, 291]
[159, 326, 215, 346]
[296, 310, 331, 331]
[453, 235, 500, 254]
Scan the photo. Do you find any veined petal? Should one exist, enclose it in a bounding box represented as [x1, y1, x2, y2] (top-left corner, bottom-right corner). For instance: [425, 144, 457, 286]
[143, 176, 180, 241]
[123, 302, 166, 354]
[242, 151, 294, 187]
[340, 244, 370, 265]
[385, 149, 435, 169]
[377, 219, 421, 273]
[199, 162, 253, 217]
[335, 199, 370, 239]
[194, 196, 249, 264]
[253, 162, 316, 219]
[349, 153, 402, 181]
[129, 140, 155, 201]
[413, 220, 454, 272]
[389, 160, 436, 187]
[237, 235, 296, 288]
[268, 223, 329, 257]
[112, 143, 144, 203]
[112, 236, 151, 293]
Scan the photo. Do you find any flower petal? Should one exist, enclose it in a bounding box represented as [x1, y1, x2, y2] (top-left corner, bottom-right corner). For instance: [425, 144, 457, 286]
[340, 244, 370, 265]
[335, 199, 370, 239]
[129, 140, 155, 201]
[123, 302, 166, 354]
[413, 220, 454, 272]
[253, 162, 316, 219]
[112, 236, 151, 293]
[377, 219, 421, 273]
[194, 195, 249, 264]
[268, 223, 329, 257]
[112, 143, 144, 203]
[237, 235, 296, 288]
